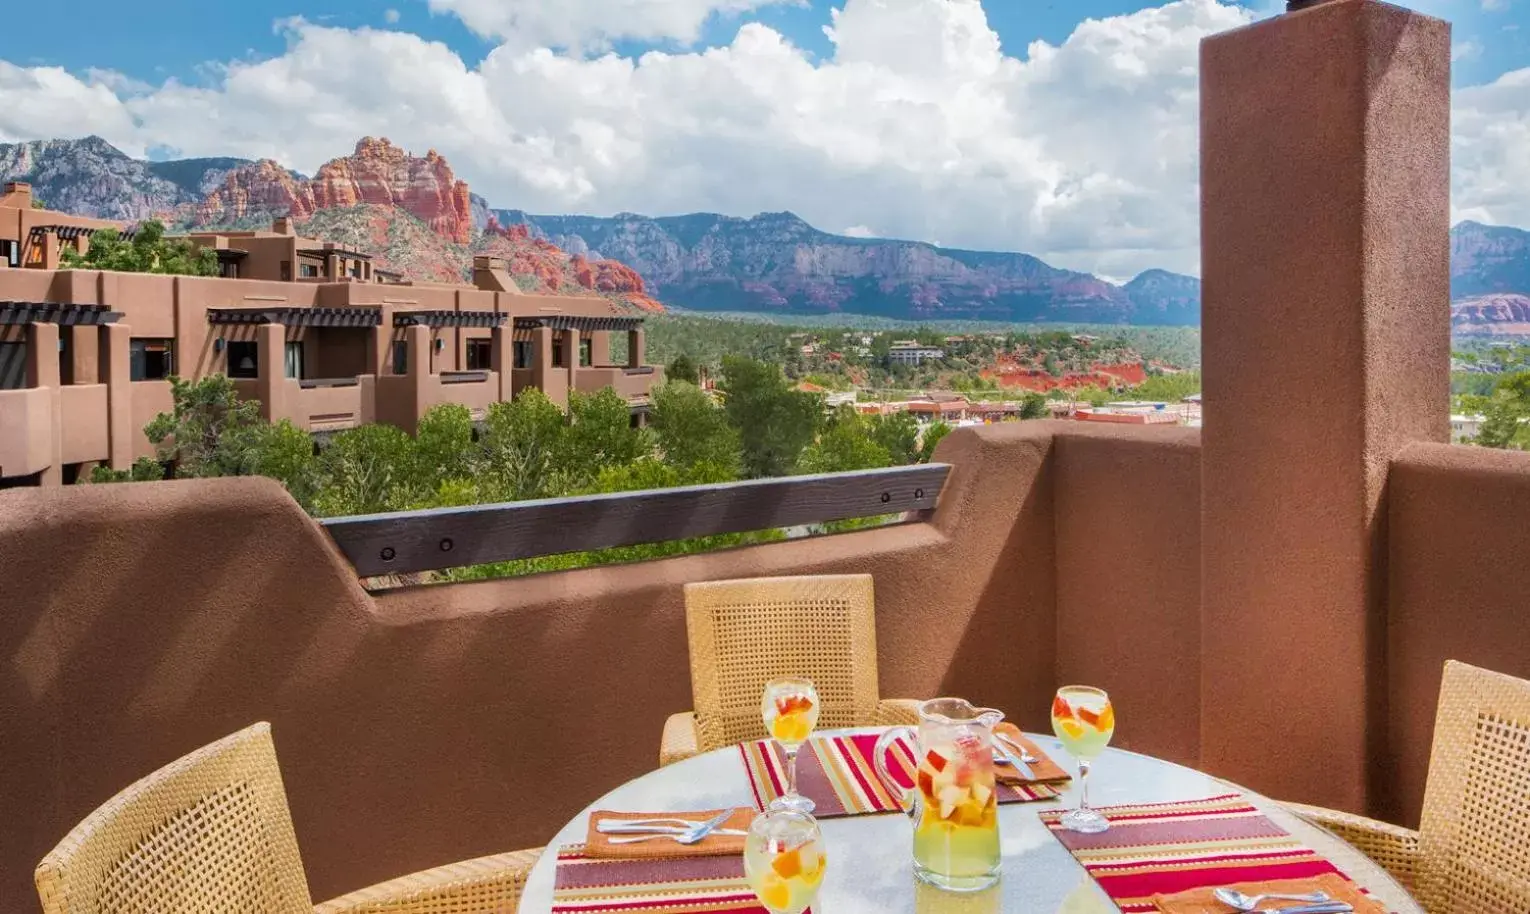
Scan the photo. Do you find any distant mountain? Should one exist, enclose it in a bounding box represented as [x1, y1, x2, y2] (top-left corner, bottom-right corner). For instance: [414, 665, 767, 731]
[0, 136, 250, 220]
[494, 209, 1200, 325]
[14, 135, 1530, 329]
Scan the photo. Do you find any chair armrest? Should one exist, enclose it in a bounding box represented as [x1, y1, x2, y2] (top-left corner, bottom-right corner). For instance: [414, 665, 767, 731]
[874, 698, 924, 727]
[1280, 801, 1420, 889]
[314, 848, 543, 914]
[660, 711, 701, 767]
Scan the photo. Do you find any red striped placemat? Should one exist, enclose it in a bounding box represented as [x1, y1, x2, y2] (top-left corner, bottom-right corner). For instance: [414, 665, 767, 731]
[740, 731, 1062, 817]
[1039, 794, 1394, 913]
[551, 846, 808, 913]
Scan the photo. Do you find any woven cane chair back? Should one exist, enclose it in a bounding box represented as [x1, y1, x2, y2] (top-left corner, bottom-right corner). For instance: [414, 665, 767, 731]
[684, 575, 881, 751]
[1415, 661, 1530, 913]
[35, 722, 312, 914]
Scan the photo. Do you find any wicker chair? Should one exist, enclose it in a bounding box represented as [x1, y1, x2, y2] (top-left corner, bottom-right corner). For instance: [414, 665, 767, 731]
[1282, 660, 1530, 913]
[35, 722, 540, 914]
[659, 574, 924, 767]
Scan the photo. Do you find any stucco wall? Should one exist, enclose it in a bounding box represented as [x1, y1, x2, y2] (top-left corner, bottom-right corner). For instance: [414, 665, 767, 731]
[58, 384, 109, 465]
[0, 421, 1102, 907]
[1383, 444, 1530, 826]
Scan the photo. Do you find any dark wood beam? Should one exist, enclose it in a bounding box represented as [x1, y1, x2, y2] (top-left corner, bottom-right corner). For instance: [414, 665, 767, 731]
[322, 463, 951, 576]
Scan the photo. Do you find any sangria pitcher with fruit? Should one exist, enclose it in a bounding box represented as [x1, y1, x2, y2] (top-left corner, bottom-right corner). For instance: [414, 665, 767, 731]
[873, 698, 1004, 892]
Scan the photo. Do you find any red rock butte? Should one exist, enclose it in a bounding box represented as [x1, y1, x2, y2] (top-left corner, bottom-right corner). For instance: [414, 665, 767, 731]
[197, 137, 475, 244]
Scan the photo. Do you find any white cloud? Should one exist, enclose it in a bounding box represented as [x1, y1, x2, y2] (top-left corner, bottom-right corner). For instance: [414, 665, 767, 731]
[426, 0, 800, 52]
[384, 8, 402, 24]
[0, 0, 1522, 281]
[842, 225, 878, 238]
[1453, 39, 1483, 60]
[1452, 68, 1530, 229]
[1482, 0, 1509, 11]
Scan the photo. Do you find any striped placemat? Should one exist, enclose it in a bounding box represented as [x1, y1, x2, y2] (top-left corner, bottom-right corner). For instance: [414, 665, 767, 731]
[1039, 794, 1393, 913]
[740, 731, 1062, 817]
[551, 846, 806, 913]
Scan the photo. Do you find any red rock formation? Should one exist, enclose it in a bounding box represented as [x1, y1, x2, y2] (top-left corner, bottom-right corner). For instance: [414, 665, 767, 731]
[308, 137, 473, 244]
[196, 159, 312, 224]
[193, 137, 473, 244]
[1451, 293, 1530, 334]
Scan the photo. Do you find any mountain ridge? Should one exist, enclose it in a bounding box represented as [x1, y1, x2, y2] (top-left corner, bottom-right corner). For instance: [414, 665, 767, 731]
[7, 136, 1530, 329]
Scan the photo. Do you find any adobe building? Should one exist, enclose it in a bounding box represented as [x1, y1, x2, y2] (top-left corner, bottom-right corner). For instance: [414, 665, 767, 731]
[0, 193, 662, 486]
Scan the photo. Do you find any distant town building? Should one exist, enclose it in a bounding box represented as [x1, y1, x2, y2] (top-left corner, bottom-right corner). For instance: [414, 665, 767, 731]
[887, 343, 945, 366]
[1451, 414, 1485, 442]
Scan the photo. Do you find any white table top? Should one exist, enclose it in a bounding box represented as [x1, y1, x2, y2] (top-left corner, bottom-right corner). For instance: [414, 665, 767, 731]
[520, 730, 1422, 913]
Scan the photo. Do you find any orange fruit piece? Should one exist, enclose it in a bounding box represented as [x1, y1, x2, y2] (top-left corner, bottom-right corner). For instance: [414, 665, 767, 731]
[1078, 706, 1100, 727]
[1052, 695, 1074, 720]
[1096, 703, 1115, 732]
[759, 874, 791, 910]
[1058, 719, 1086, 740]
[772, 848, 803, 879]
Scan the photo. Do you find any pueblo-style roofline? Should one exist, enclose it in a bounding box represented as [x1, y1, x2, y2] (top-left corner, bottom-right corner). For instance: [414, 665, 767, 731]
[513, 315, 644, 333]
[0, 302, 123, 325]
[206, 307, 383, 328]
[393, 310, 506, 329]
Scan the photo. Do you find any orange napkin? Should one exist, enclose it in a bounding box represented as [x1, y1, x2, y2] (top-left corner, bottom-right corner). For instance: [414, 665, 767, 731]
[994, 723, 1071, 784]
[1153, 873, 1385, 913]
[583, 808, 755, 859]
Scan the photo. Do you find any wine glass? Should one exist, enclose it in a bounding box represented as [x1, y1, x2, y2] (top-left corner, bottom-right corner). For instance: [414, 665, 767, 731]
[1050, 685, 1115, 834]
[762, 677, 820, 813]
[743, 807, 826, 914]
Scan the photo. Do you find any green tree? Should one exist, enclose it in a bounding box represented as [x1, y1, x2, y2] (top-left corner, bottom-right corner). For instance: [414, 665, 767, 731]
[719, 356, 821, 478]
[255, 419, 320, 510]
[799, 406, 893, 475]
[1020, 392, 1048, 419]
[142, 375, 271, 478]
[563, 388, 653, 488]
[479, 388, 570, 500]
[667, 354, 701, 385]
[651, 381, 741, 476]
[89, 457, 167, 483]
[61, 220, 219, 277]
[1475, 372, 1530, 449]
[413, 403, 477, 487]
[869, 411, 921, 465]
[918, 421, 953, 463]
[311, 423, 419, 517]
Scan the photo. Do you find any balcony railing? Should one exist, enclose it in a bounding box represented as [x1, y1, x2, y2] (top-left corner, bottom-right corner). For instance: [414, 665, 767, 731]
[321, 463, 950, 576]
[439, 370, 490, 385]
[300, 377, 360, 389]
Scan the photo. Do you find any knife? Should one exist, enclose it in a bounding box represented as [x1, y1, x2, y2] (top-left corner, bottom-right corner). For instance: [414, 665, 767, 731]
[994, 736, 1036, 780]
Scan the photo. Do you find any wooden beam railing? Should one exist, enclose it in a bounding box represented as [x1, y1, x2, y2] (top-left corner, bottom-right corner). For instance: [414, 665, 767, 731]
[321, 463, 952, 576]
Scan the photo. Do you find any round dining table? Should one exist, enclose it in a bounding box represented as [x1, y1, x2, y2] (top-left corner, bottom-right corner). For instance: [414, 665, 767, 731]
[521, 729, 1423, 913]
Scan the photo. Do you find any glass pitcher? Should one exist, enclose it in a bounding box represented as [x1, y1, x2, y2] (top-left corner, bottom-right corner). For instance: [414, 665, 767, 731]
[873, 698, 1004, 892]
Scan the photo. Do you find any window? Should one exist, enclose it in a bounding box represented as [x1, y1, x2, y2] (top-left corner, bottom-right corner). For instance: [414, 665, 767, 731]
[393, 340, 409, 374]
[0, 341, 25, 390]
[467, 339, 494, 371]
[0, 240, 18, 268]
[220, 260, 240, 279]
[280, 260, 292, 281]
[284, 342, 304, 380]
[580, 338, 592, 367]
[349, 261, 362, 278]
[227, 341, 258, 378]
[130, 339, 174, 381]
[513, 341, 533, 370]
[553, 335, 567, 368]
[300, 262, 320, 278]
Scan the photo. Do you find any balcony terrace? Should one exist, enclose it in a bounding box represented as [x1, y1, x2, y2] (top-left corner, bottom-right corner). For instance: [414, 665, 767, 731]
[1, 3, 1524, 913]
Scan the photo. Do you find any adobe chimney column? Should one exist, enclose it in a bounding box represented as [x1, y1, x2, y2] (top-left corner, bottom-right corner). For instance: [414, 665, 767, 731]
[25, 321, 62, 485]
[490, 322, 510, 401]
[566, 328, 581, 391]
[1199, 0, 1450, 816]
[98, 323, 132, 472]
[627, 327, 646, 370]
[254, 321, 288, 422]
[533, 325, 567, 409]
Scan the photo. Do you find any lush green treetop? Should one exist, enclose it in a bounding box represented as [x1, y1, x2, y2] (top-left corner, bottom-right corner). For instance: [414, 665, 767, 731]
[61, 220, 219, 277]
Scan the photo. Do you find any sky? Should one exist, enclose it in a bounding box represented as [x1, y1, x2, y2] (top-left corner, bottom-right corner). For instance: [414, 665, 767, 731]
[0, 0, 1525, 280]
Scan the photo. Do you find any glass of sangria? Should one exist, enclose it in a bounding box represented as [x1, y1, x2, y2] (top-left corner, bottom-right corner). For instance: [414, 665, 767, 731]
[1050, 685, 1116, 834]
[762, 677, 820, 813]
[874, 698, 1003, 892]
[743, 807, 826, 914]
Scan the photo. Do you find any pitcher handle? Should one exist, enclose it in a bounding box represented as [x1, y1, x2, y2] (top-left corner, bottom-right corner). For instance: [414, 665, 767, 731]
[873, 726, 920, 821]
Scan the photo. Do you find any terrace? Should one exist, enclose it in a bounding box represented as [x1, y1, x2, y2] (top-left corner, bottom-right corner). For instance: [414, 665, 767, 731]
[1, 3, 1524, 912]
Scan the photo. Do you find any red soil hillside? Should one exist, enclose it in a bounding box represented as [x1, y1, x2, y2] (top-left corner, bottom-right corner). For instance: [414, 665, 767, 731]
[981, 357, 1148, 392]
[480, 219, 663, 312]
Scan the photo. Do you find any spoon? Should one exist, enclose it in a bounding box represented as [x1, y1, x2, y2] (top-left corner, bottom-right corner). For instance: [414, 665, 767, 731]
[1212, 887, 1335, 910]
